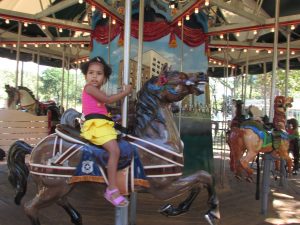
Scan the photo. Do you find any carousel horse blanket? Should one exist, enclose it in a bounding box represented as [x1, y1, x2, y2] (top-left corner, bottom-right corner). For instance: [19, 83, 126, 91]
[69, 140, 147, 194]
[241, 120, 289, 149]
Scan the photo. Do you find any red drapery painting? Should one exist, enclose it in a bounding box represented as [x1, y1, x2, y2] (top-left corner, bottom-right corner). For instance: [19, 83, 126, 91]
[91, 20, 206, 49]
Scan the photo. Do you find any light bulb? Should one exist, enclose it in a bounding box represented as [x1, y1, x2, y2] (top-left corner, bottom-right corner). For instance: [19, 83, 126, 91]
[195, 8, 199, 14]
[178, 20, 182, 26]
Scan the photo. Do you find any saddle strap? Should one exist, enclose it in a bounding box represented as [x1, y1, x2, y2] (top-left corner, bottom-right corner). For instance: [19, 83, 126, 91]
[85, 113, 128, 134]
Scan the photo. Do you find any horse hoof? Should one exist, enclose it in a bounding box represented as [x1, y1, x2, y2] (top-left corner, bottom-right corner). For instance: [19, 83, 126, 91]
[235, 175, 242, 181]
[204, 212, 218, 225]
[245, 177, 253, 183]
[158, 204, 172, 217]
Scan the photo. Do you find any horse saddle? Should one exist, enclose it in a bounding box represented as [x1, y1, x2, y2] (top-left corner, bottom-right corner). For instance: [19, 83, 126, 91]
[55, 124, 133, 170]
[54, 124, 146, 194]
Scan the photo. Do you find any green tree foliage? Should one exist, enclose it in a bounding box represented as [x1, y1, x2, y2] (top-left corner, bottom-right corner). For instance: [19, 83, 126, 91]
[276, 69, 300, 97]
[39, 67, 84, 108]
[39, 68, 63, 103]
[209, 69, 300, 117]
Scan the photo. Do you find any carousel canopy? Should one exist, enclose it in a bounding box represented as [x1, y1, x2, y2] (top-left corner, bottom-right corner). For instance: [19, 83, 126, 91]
[0, 0, 299, 76]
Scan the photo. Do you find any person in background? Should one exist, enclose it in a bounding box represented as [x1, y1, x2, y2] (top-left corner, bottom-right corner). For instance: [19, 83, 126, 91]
[287, 118, 299, 175]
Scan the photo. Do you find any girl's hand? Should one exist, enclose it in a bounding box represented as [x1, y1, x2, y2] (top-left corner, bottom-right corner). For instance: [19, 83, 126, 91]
[123, 84, 132, 95]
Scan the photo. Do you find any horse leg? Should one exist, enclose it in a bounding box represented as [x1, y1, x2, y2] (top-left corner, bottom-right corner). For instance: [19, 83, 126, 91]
[156, 170, 219, 223]
[57, 197, 82, 225]
[240, 150, 258, 182]
[24, 183, 71, 225]
[277, 146, 293, 175]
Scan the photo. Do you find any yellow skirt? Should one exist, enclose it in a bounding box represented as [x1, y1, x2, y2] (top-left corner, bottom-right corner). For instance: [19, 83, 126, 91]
[80, 119, 117, 145]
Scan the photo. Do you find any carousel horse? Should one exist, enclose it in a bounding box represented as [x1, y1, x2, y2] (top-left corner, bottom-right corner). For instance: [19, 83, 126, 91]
[227, 96, 293, 181]
[7, 67, 220, 225]
[226, 99, 246, 172]
[4, 84, 61, 133]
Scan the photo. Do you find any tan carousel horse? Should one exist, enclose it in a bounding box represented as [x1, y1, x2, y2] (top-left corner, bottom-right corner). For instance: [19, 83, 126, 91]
[4, 84, 61, 133]
[227, 96, 293, 181]
[7, 67, 220, 225]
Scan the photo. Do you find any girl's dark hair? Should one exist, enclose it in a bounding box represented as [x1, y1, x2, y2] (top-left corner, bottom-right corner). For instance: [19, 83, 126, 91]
[80, 56, 112, 80]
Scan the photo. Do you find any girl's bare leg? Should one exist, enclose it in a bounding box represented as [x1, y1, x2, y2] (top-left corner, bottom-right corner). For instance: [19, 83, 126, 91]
[102, 140, 127, 205]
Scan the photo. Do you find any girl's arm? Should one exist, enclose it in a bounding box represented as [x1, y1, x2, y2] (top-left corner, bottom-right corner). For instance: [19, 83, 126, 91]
[85, 84, 132, 104]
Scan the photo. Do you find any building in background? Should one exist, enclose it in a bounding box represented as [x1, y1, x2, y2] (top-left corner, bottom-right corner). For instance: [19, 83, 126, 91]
[118, 49, 171, 89]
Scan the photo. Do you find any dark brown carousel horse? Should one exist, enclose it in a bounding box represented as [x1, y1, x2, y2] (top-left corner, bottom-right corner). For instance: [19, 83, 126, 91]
[4, 84, 61, 133]
[226, 99, 245, 172]
[227, 96, 293, 181]
[7, 68, 220, 225]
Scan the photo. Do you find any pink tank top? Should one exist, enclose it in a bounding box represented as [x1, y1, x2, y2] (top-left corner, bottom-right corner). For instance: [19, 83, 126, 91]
[82, 84, 108, 116]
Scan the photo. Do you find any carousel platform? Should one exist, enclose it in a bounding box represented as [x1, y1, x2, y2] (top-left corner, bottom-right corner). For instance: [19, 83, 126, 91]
[0, 156, 299, 225]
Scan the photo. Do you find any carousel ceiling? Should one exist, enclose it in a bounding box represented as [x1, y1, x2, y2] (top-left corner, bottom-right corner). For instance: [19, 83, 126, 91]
[0, 0, 299, 76]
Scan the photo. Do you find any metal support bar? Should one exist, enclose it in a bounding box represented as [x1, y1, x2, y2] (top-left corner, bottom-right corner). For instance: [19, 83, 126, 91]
[129, 192, 137, 225]
[115, 206, 128, 225]
[136, 0, 144, 92]
[269, 0, 280, 121]
[60, 46, 66, 108]
[118, 1, 131, 223]
[36, 50, 40, 99]
[15, 22, 22, 87]
[285, 31, 291, 97]
[261, 153, 272, 215]
[279, 158, 287, 187]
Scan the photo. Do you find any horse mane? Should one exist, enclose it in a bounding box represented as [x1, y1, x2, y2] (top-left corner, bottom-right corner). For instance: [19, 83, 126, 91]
[60, 108, 82, 128]
[18, 86, 36, 101]
[133, 76, 167, 137]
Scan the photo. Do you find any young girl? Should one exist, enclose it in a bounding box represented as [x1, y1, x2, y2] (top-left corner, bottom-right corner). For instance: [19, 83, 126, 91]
[80, 56, 132, 206]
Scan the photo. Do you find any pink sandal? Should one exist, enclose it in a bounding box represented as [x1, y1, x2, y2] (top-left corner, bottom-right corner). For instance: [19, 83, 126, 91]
[104, 188, 129, 207]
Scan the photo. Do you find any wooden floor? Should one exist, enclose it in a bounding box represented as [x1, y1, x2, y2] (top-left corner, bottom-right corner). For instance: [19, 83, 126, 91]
[0, 158, 299, 225]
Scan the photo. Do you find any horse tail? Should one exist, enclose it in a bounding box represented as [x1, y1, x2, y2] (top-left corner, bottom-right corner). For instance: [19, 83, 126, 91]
[7, 140, 32, 205]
